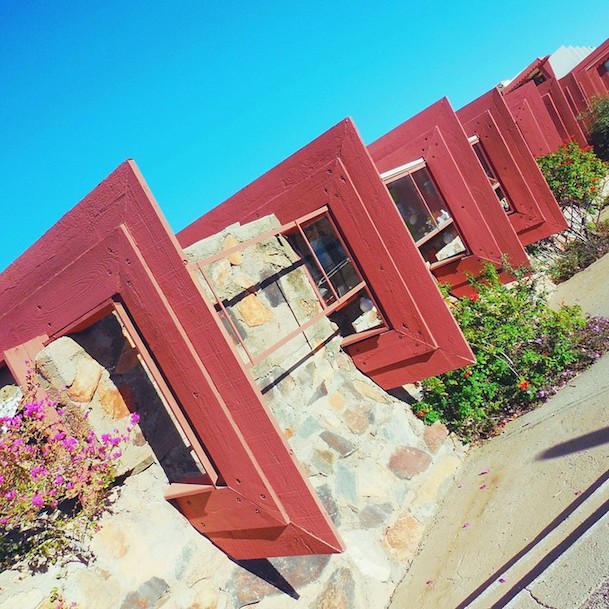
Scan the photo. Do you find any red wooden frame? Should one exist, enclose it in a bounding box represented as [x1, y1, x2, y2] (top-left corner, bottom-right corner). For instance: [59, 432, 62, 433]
[503, 56, 588, 152]
[458, 88, 568, 245]
[368, 98, 530, 295]
[0, 161, 343, 559]
[179, 119, 475, 390]
[504, 79, 565, 156]
[561, 38, 609, 109]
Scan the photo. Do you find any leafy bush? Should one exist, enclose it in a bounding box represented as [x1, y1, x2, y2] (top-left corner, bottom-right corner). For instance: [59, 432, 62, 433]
[416, 265, 609, 442]
[535, 142, 609, 281]
[583, 96, 609, 162]
[0, 378, 139, 570]
[537, 141, 607, 210]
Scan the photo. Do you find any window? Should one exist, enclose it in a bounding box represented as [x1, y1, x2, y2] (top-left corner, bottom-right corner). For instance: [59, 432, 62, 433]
[383, 165, 468, 266]
[471, 141, 513, 213]
[193, 209, 387, 367]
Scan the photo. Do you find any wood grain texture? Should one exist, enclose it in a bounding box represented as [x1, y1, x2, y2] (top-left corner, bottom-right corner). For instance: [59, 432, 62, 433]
[178, 118, 475, 389]
[458, 88, 568, 246]
[0, 161, 343, 559]
[369, 97, 530, 294]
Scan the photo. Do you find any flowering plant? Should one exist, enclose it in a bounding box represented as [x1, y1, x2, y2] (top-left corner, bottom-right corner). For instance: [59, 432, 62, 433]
[418, 265, 609, 441]
[536, 141, 607, 210]
[0, 378, 138, 569]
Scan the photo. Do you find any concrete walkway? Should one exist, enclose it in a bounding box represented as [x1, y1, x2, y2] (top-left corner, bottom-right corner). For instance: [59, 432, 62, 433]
[387, 254, 609, 609]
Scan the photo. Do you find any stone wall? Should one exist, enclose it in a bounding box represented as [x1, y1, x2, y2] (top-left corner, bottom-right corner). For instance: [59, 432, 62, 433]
[0, 216, 467, 609]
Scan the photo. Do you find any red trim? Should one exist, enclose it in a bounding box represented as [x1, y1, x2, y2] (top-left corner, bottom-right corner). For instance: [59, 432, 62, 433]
[369, 97, 530, 296]
[458, 88, 568, 246]
[0, 161, 343, 559]
[179, 119, 475, 388]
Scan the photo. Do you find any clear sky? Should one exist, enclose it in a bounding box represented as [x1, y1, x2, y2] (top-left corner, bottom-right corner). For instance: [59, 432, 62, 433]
[1, 1, 608, 271]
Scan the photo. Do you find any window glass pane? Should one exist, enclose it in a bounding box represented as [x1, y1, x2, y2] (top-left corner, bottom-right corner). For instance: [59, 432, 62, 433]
[387, 174, 435, 241]
[412, 167, 449, 221]
[287, 230, 336, 306]
[302, 217, 361, 297]
[418, 226, 467, 264]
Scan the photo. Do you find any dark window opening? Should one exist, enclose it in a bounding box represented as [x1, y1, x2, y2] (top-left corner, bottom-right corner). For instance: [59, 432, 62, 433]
[472, 142, 513, 213]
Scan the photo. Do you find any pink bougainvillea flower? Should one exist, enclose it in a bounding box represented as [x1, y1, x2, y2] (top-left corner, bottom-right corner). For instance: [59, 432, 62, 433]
[130, 412, 140, 426]
[5, 490, 16, 500]
[31, 493, 44, 508]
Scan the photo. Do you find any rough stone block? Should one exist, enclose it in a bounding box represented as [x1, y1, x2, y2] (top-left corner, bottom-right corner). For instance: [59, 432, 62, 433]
[119, 576, 169, 609]
[36, 336, 81, 388]
[423, 421, 450, 454]
[343, 405, 373, 435]
[358, 502, 394, 528]
[384, 513, 425, 563]
[223, 234, 242, 265]
[320, 430, 356, 457]
[97, 383, 132, 420]
[389, 446, 432, 480]
[238, 294, 274, 327]
[313, 568, 355, 609]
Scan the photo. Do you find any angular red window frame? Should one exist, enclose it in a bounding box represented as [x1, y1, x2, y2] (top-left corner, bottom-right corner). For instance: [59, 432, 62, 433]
[193, 207, 388, 367]
[179, 119, 475, 390]
[368, 98, 530, 296]
[0, 161, 343, 560]
[504, 79, 565, 156]
[502, 57, 588, 151]
[561, 38, 609, 110]
[458, 88, 568, 246]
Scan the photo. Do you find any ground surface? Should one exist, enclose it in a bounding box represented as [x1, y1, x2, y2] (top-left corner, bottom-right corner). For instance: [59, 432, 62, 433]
[387, 253, 609, 609]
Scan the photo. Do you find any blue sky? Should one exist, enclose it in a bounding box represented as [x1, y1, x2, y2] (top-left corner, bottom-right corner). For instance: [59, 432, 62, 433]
[1, 1, 608, 271]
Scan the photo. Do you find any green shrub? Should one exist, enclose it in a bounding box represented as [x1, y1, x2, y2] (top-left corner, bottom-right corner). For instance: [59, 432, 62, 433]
[535, 142, 609, 282]
[537, 141, 607, 209]
[417, 265, 609, 442]
[583, 96, 609, 162]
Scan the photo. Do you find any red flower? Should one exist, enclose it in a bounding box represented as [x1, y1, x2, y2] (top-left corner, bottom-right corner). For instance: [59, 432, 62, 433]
[469, 293, 480, 302]
[416, 410, 427, 418]
[591, 186, 597, 193]
[518, 380, 530, 391]
[464, 370, 473, 378]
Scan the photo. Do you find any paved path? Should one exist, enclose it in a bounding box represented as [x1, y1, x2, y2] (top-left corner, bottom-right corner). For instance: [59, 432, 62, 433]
[387, 254, 609, 608]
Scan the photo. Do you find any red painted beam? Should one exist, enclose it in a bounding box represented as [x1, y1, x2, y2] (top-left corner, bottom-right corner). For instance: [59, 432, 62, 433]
[369, 97, 530, 295]
[0, 161, 343, 559]
[458, 88, 568, 246]
[566, 38, 609, 103]
[504, 80, 564, 156]
[179, 119, 475, 389]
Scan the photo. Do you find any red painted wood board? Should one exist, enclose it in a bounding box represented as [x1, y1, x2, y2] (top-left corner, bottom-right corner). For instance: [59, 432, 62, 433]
[566, 38, 609, 103]
[368, 97, 530, 295]
[0, 161, 343, 559]
[505, 80, 564, 156]
[179, 119, 475, 389]
[458, 88, 568, 246]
